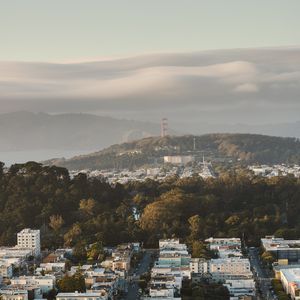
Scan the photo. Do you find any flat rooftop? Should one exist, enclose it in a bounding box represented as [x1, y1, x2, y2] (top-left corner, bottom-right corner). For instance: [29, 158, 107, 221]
[261, 237, 300, 251]
[281, 268, 300, 288]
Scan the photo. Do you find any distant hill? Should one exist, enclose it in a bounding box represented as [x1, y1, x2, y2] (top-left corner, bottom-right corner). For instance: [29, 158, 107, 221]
[44, 134, 300, 170]
[0, 111, 161, 151]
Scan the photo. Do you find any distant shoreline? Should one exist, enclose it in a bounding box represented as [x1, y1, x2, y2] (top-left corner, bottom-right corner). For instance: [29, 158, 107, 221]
[0, 149, 96, 167]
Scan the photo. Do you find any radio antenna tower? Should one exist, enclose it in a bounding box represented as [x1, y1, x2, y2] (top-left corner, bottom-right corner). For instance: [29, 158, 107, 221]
[161, 118, 168, 137]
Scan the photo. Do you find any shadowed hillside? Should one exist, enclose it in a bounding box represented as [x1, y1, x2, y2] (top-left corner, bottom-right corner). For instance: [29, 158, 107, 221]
[44, 134, 300, 170]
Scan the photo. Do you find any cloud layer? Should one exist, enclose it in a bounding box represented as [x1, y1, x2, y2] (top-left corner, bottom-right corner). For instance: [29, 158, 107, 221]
[0, 47, 300, 129]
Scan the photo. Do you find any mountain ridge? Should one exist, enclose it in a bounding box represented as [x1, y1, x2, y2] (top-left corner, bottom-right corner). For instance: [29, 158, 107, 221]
[0, 111, 161, 152]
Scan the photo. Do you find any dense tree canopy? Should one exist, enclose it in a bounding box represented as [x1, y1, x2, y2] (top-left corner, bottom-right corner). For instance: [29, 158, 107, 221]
[0, 161, 300, 249]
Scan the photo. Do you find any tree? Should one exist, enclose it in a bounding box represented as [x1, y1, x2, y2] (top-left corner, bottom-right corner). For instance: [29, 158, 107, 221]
[188, 215, 203, 241]
[79, 198, 96, 216]
[64, 224, 82, 247]
[49, 215, 64, 232]
[191, 241, 215, 259]
[261, 251, 276, 265]
[87, 242, 105, 262]
[73, 241, 87, 263]
[57, 272, 86, 292]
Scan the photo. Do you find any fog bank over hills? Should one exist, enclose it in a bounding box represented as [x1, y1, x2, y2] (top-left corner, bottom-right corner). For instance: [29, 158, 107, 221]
[1, 47, 300, 128]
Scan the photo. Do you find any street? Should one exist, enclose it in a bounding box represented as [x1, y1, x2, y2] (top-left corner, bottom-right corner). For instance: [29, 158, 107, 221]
[248, 247, 277, 300]
[124, 250, 154, 300]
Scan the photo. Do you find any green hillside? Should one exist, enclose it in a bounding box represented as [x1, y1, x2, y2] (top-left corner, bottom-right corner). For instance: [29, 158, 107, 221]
[44, 134, 300, 170]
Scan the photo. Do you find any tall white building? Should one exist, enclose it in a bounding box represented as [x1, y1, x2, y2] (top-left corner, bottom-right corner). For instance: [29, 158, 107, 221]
[17, 229, 41, 257]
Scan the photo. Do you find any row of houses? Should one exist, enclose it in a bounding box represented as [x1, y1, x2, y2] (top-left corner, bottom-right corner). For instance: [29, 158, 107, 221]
[143, 239, 191, 299]
[190, 238, 255, 300]
[142, 237, 255, 299]
[0, 228, 142, 300]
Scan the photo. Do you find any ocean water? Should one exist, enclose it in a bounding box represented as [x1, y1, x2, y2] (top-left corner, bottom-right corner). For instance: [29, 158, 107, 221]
[0, 149, 95, 167]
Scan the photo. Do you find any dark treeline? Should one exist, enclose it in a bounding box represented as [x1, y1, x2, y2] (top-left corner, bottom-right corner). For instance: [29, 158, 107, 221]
[0, 161, 300, 250]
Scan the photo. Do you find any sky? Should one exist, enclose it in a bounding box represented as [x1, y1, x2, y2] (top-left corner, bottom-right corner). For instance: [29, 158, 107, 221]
[0, 0, 299, 129]
[0, 0, 300, 62]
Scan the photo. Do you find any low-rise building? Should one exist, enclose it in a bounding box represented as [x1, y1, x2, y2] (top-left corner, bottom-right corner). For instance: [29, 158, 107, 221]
[261, 236, 300, 262]
[210, 258, 252, 282]
[163, 156, 195, 165]
[56, 292, 108, 300]
[223, 279, 255, 299]
[279, 268, 300, 300]
[0, 261, 13, 278]
[10, 276, 55, 293]
[0, 289, 28, 300]
[189, 258, 209, 275]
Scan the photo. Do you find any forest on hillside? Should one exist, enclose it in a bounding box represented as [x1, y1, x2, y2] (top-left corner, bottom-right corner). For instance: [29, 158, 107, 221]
[0, 161, 300, 252]
[45, 134, 300, 170]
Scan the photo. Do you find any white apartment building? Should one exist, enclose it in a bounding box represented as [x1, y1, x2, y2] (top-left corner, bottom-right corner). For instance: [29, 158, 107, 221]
[210, 258, 252, 282]
[17, 229, 41, 257]
[149, 284, 177, 298]
[10, 276, 55, 293]
[38, 262, 65, 273]
[205, 238, 241, 249]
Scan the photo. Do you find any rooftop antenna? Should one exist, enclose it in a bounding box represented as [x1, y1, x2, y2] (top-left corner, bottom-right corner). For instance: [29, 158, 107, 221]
[161, 118, 168, 137]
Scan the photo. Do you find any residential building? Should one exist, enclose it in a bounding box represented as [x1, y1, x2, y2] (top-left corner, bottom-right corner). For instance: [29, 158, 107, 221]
[223, 279, 255, 299]
[261, 236, 300, 262]
[17, 229, 41, 257]
[189, 258, 209, 275]
[0, 261, 13, 278]
[210, 258, 252, 282]
[0, 290, 28, 300]
[163, 156, 194, 165]
[56, 292, 108, 300]
[10, 276, 55, 293]
[279, 268, 300, 300]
